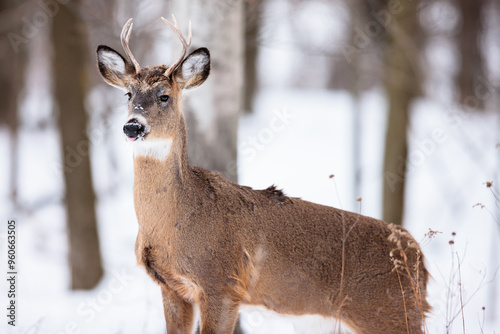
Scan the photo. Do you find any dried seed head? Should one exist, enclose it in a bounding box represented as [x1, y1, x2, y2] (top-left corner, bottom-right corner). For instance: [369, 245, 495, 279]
[473, 203, 485, 209]
[486, 181, 493, 188]
[449, 240, 454, 245]
[451, 232, 456, 236]
[356, 197, 362, 202]
[424, 228, 441, 239]
[329, 174, 334, 179]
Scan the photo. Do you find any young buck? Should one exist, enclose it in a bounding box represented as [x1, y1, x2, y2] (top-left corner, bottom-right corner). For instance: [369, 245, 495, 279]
[97, 17, 430, 334]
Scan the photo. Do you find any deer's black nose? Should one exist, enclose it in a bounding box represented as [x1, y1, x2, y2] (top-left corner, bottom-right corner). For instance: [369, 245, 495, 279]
[123, 120, 144, 140]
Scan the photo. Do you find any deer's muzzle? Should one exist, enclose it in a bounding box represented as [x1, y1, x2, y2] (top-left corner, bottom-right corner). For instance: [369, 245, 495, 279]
[123, 120, 145, 141]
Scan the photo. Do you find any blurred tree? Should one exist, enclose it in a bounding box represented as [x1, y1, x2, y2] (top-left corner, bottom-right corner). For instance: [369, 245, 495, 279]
[457, 0, 486, 109]
[0, 0, 28, 209]
[344, 0, 369, 207]
[52, 0, 103, 289]
[82, 0, 121, 194]
[243, 0, 262, 113]
[380, 0, 421, 226]
[172, 0, 244, 184]
[327, 0, 371, 92]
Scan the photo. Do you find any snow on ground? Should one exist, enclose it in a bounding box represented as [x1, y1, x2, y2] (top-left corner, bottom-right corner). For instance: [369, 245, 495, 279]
[1, 88, 499, 334]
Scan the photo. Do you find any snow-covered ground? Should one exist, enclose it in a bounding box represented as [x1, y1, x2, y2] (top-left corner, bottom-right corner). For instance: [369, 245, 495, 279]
[1, 85, 499, 333]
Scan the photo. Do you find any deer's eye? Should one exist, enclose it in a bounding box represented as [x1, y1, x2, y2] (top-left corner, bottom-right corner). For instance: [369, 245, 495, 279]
[158, 95, 169, 103]
[125, 92, 132, 101]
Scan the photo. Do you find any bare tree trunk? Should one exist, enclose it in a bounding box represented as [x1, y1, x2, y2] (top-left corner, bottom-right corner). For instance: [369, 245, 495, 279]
[346, 0, 367, 207]
[52, 1, 104, 289]
[382, 0, 420, 226]
[172, 0, 244, 184]
[457, 0, 485, 109]
[0, 0, 28, 210]
[243, 0, 262, 114]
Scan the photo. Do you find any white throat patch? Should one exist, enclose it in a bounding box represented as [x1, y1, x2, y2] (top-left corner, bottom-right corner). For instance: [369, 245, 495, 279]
[132, 138, 173, 161]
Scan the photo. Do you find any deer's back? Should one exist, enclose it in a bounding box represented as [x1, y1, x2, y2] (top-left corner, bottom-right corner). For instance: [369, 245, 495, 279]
[180, 168, 429, 317]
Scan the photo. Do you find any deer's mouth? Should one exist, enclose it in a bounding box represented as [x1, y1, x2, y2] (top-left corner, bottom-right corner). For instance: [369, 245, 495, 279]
[123, 119, 148, 141]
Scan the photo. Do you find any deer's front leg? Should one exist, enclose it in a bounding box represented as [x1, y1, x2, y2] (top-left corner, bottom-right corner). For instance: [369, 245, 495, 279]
[161, 287, 195, 334]
[198, 294, 240, 334]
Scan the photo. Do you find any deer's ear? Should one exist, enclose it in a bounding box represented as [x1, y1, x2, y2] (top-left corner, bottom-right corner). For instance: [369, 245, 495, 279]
[175, 47, 210, 89]
[97, 45, 135, 90]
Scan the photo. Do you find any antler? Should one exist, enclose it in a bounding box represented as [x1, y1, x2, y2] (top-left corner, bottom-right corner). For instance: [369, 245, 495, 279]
[161, 14, 192, 78]
[121, 18, 141, 74]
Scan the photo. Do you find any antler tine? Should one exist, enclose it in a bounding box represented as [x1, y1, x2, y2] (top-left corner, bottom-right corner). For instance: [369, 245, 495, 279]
[168, 14, 192, 44]
[121, 18, 141, 74]
[171, 13, 178, 27]
[187, 20, 192, 44]
[161, 15, 192, 77]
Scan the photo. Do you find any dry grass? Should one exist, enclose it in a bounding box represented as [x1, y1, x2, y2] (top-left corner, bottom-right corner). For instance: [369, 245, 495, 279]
[394, 246, 429, 334]
[439, 232, 499, 334]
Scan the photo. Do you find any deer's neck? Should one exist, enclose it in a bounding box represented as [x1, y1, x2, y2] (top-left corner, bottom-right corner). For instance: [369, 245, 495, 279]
[132, 114, 192, 229]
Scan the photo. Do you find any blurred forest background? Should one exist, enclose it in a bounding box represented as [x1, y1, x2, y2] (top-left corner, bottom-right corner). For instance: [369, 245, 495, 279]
[1, 0, 500, 333]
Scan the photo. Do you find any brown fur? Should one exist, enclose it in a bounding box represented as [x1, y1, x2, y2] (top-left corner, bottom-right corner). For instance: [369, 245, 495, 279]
[97, 35, 430, 334]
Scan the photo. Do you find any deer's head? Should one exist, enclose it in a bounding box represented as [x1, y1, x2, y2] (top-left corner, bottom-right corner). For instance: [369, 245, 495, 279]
[96, 17, 210, 160]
